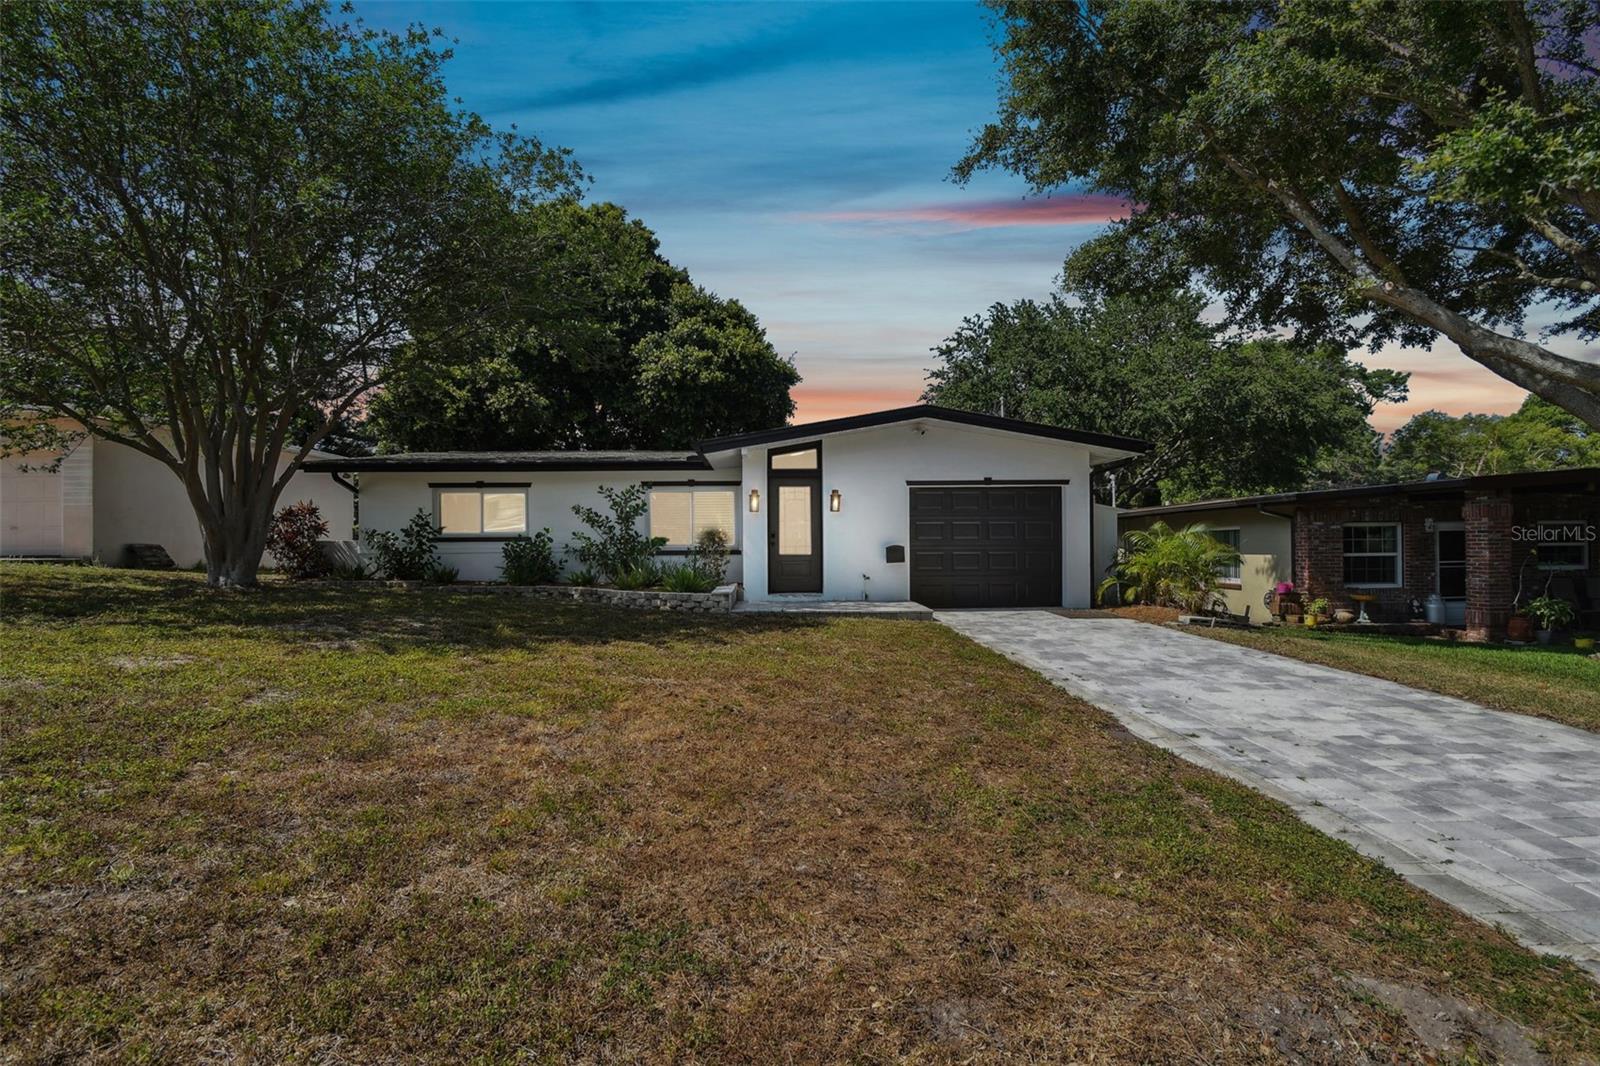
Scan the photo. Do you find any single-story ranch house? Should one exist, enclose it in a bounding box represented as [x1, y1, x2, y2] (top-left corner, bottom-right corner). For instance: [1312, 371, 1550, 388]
[1, 417, 353, 568]
[304, 405, 1145, 608]
[1117, 466, 1600, 639]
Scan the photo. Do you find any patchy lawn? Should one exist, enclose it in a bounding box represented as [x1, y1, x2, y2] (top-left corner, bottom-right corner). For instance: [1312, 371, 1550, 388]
[3, 565, 1598, 1063]
[1184, 624, 1600, 735]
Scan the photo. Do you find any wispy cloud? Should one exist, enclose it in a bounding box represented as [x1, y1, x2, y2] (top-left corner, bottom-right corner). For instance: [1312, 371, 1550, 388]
[802, 195, 1131, 229]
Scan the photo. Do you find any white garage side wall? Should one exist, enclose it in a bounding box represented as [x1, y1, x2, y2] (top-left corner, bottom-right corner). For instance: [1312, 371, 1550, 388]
[356, 470, 746, 585]
[93, 441, 355, 568]
[1092, 503, 1121, 596]
[1, 432, 93, 558]
[738, 421, 1095, 605]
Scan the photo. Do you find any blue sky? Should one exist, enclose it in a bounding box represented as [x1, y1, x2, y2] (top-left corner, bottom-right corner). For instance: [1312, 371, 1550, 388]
[356, 0, 1529, 431]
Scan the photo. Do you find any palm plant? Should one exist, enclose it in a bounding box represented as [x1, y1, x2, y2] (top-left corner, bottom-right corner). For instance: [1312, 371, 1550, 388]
[1099, 522, 1243, 614]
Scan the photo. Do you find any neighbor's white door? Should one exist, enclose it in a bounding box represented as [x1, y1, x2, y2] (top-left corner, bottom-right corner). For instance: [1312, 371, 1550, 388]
[1, 459, 64, 556]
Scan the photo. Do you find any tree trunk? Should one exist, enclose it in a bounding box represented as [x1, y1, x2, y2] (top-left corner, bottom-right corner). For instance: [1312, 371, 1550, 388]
[185, 450, 286, 589]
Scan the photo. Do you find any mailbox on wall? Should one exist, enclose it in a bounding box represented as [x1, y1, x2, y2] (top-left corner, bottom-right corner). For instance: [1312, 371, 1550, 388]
[885, 544, 906, 563]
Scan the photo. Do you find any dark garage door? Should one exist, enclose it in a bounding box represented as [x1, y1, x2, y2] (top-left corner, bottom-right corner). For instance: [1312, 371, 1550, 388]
[909, 486, 1062, 608]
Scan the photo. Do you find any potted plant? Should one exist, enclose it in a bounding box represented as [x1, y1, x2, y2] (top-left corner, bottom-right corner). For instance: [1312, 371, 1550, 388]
[1303, 596, 1331, 628]
[1524, 595, 1576, 645]
[1506, 548, 1538, 641]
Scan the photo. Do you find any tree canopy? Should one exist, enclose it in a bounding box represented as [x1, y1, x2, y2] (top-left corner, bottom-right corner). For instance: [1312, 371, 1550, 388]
[923, 289, 1406, 505]
[365, 202, 798, 452]
[0, 0, 581, 584]
[958, 0, 1600, 428]
[1379, 395, 1600, 480]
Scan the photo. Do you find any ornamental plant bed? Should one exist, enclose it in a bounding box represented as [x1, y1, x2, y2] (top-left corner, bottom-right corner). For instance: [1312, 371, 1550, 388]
[296, 578, 741, 612]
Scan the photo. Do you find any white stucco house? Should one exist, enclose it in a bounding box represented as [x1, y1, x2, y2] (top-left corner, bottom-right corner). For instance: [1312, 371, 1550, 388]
[1, 419, 355, 568]
[304, 405, 1146, 608]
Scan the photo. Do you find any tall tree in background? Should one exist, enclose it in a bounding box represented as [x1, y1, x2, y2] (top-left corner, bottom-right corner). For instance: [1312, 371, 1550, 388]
[924, 290, 1406, 504]
[958, 0, 1600, 428]
[366, 202, 798, 451]
[0, 0, 580, 585]
[1380, 395, 1600, 480]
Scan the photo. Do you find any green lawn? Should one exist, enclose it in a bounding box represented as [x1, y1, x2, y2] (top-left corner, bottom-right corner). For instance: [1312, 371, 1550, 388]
[1187, 624, 1600, 733]
[3, 564, 1598, 1062]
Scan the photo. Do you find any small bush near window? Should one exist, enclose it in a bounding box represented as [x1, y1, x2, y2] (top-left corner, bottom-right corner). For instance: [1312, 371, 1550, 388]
[267, 500, 330, 579]
[364, 509, 441, 580]
[688, 527, 730, 584]
[660, 563, 718, 593]
[611, 562, 663, 590]
[1098, 521, 1242, 614]
[425, 562, 459, 585]
[569, 485, 667, 581]
[502, 529, 559, 585]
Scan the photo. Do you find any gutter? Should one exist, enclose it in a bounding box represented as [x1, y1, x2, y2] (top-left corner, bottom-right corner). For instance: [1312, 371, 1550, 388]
[330, 472, 357, 494]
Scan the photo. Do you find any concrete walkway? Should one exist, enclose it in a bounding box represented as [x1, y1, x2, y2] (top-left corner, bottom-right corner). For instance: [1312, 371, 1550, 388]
[937, 610, 1600, 976]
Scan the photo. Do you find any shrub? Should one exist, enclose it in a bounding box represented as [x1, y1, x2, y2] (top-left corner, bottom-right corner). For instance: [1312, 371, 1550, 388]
[266, 500, 330, 579]
[568, 485, 666, 581]
[611, 563, 663, 590]
[502, 529, 559, 585]
[1526, 594, 1576, 630]
[660, 563, 717, 593]
[327, 559, 372, 581]
[688, 527, 730, 584]
[569, 567, 599, 587]
[364, 509, 441, 580]
[1098, 521, 1242, 614]
[425, 562, 459, 586]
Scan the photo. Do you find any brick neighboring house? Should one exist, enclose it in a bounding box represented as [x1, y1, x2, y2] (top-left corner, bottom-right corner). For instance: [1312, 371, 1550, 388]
[1116, 467, 1599, 640]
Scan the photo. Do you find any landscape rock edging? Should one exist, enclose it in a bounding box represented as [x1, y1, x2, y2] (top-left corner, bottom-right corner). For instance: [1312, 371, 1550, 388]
[298, 579, 740, 612]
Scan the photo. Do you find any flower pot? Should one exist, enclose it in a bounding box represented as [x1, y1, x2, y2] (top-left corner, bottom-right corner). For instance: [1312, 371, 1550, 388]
[1535, 629, 1555, 645]
[1506, 615, 1534, 642]
[1304, 614, 1319, 628]
[1574, 637, 1595, 651]
[1333, 609, 1356, 624]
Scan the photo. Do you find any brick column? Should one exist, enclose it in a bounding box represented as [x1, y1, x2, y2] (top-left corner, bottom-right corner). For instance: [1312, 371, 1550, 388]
[1463, 493, 1514, 641]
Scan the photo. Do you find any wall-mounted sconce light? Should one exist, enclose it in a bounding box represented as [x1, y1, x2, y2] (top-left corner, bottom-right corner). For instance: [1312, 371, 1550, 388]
[829, 489, 842, 512]
[748, 488, 760, 513]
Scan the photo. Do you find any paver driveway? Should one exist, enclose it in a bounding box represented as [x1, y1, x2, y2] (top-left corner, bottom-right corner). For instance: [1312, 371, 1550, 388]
[938, 611, 1600, 976]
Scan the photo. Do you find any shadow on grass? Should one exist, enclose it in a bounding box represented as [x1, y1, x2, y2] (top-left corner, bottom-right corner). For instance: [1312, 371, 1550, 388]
[0, 563, 840, 654]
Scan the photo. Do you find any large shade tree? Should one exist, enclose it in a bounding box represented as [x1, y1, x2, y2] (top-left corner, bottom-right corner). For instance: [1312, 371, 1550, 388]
[0, 0, 581, 585]
[924, 288, 1406, 504]
[366, 202, 799, 452]
[1380, 394, 1600, 479]
[958, 0, 1600, 428]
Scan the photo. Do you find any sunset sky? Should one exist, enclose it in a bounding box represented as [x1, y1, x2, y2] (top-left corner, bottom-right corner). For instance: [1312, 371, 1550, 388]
[357, 0, 1552, 435]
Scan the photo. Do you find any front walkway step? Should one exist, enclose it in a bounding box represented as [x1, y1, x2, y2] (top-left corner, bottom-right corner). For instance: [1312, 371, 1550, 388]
[938, 609, 1600, 979]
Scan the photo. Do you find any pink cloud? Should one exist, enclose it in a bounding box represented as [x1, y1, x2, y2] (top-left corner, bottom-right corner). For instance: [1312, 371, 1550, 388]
[803, 195, 1131, 229]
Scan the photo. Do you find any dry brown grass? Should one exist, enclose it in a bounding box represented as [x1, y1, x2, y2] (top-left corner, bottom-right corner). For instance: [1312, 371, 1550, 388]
[2, 565, 1598, 1063]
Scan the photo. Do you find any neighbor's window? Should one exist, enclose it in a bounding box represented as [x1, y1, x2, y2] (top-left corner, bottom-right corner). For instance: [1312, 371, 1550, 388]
[436, 488, 527, 536]
[1211, 528, 1241, 584]
[1535, 519, 1590, 571]
[648, 487, 738, 548]
[1342, 523, 1401, 586]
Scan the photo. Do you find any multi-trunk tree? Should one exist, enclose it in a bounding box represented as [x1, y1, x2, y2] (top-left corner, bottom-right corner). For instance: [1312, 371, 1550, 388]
[0, 0, 581, 585]
[959, 0, 1600, 428]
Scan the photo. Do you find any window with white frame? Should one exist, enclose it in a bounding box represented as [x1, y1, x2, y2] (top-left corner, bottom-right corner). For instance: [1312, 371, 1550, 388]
[1342, 523, 1401, 586]
[1534, 519, 1591, 570]
[434, 487, 527, 536]
[1211, 528, 1241, 584]
[648, 486, 738, 548]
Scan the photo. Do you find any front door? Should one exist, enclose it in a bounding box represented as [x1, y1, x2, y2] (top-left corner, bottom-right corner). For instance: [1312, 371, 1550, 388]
[1436, 522, 1467, 624]
[767, 442, 822, 593]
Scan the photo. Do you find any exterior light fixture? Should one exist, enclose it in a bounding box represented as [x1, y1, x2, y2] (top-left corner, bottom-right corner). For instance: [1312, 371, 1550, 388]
[749, 488, 760, 513]
[829, 489, 842, 512]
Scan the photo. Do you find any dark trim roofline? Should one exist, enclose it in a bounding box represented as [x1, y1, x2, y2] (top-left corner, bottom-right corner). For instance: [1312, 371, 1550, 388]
[302, 455, 711, 473]
[1120, 466, 1600, 519]
[697, 404, 1149, 455]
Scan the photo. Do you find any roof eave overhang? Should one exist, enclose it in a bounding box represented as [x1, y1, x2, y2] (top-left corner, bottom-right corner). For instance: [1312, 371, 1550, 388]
[300, 457, 713, 474]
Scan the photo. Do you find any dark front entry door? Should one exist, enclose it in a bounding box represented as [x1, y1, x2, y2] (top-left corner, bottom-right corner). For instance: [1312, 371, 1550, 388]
[768, 444, 823, 593]
[909, 486, 1062, 608]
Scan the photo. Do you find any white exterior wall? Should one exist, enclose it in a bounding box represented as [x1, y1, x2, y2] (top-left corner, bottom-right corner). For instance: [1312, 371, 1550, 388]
[357, 469, 746, 585]
[93, 441, 355, 568]
[737, 421, 1095, 606]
